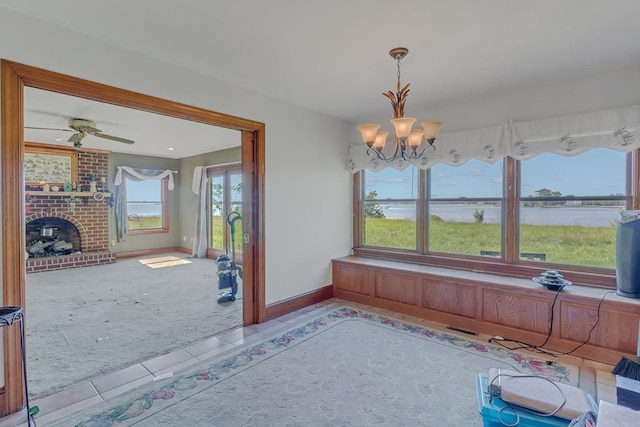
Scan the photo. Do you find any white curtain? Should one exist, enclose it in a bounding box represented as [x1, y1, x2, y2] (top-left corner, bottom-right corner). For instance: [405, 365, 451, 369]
[113, 166, 177, 242]
[191, 166, 209, 258]
[348, 104, 640, 173]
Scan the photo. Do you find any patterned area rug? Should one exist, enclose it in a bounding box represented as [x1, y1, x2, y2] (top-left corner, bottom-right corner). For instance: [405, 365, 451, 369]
[50, 307, 591, 427]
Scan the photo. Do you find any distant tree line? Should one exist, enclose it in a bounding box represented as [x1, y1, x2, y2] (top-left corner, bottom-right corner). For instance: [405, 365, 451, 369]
[523, 188, 625, 207]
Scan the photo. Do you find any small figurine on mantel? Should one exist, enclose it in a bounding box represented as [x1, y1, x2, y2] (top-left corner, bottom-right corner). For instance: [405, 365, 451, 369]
[89, 174, 97, 193]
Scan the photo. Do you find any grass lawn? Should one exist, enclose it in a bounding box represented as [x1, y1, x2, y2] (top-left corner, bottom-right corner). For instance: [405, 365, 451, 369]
[364, 217, 617, 268]
[211, 215, 243, 253]
[128, 215, 162, 230]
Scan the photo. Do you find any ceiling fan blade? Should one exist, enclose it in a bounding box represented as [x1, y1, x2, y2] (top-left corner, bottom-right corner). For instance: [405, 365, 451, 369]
[67, 132, 85, 143]
[91, 132, 135, 145]
[76, 125, 102, 133]
[25, 126, 73, 132]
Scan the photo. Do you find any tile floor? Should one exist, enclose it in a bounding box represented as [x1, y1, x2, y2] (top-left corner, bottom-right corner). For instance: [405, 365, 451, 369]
[0, 298, 619, 427]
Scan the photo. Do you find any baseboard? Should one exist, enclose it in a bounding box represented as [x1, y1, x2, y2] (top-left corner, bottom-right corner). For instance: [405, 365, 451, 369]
[115, 247, 184, 259]
[178, 246, 192, 255]
[265, 285, 334, 321]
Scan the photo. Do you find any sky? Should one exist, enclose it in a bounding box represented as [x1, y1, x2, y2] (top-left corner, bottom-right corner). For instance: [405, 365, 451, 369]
[126, 179, 161, 201]
[365, 148, 626, 199]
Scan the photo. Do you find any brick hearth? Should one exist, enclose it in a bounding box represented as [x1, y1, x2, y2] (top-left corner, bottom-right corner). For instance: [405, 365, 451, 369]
[25, 148, 115, 273]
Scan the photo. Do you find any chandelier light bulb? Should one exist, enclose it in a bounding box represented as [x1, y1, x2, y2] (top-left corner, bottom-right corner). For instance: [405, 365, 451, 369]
[373, 131, 389, 151]
[421, 121, 444, 144]
[391, 117, 416, 140]
[357, 124, 380, 146]
[408, 129, 425, 150]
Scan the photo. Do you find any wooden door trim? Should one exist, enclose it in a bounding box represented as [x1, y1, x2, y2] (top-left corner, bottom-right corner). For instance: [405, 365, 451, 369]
[1, 59, 266, 415]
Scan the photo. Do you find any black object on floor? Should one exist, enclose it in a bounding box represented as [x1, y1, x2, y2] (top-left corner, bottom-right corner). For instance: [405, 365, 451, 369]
[0, 306, 32, 426]
[217, 211, 243, 304]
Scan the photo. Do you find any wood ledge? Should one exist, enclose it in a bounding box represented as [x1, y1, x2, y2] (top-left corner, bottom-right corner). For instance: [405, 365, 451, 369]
[334, 256, 639, 308]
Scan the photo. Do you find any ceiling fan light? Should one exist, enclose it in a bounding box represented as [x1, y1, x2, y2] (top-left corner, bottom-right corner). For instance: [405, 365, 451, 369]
[358, 124, 381, 146]
[408, 129, 424, 149]
[373, 131, 389, 151]
[421, 121, 444, 143]
[391, 117, 416, 139]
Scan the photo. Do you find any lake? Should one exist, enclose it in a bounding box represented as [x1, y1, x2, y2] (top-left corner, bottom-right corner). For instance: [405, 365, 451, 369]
[128, 202, 161, 217]
[379, 203, 623, 227]
[130, 201, 624, 227]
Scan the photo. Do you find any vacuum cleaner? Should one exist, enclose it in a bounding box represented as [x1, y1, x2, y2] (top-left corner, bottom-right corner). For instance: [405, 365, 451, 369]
[216, 211, 242, 304]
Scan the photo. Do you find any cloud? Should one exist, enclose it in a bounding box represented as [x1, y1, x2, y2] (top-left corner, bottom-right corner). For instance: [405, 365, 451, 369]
[491, 177, 503, 184]
[387, 178, 407, 183]
[471, 168, 484, 176]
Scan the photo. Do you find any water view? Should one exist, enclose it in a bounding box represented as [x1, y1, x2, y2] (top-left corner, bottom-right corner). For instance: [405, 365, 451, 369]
[379, 203, 622, 227]
[128, 203, 162, 217]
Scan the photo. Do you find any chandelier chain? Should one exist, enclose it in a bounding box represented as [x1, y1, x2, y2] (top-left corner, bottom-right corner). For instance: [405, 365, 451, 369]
[397, 57, 402, 88]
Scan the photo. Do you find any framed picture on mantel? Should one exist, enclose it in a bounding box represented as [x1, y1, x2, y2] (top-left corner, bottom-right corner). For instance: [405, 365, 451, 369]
[24, 142, 78, 187]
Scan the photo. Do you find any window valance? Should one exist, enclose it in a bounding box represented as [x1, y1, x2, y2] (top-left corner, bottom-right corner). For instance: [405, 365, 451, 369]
[114, 166, 177, 190]
[347, 104, 640, 173]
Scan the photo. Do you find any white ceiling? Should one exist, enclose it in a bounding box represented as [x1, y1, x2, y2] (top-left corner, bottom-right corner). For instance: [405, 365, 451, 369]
[5, 0, 640, 157]
[24, 88, 241, 159]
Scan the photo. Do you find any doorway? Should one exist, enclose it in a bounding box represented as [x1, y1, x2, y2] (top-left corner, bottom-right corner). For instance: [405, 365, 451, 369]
[1, 60, 266, 415]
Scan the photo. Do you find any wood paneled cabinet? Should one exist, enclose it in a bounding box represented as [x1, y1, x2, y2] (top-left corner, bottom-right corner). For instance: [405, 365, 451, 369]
[333, 256, 640, 365]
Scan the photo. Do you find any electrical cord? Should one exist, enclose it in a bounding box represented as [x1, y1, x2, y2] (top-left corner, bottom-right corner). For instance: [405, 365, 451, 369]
[487, 372, 567, 426]
[488, 287, 564, 361]
[553, 290, 614, 356]
[488, 290, 614, 360]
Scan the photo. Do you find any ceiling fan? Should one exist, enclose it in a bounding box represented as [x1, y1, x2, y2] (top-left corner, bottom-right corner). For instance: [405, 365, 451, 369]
[25, 118, 135, 148]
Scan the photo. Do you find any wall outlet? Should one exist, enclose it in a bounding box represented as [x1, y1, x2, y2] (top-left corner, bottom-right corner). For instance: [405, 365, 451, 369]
[190, 237, 194, 242]
[183, 235, 186, 241]
[111, 240, 115, 246]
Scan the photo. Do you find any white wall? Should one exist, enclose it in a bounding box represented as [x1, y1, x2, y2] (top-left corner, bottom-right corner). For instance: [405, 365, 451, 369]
[0, 8, 354, 308]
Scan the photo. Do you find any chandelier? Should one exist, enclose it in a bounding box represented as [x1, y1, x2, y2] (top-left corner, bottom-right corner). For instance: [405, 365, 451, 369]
[358, 47, 443, 162]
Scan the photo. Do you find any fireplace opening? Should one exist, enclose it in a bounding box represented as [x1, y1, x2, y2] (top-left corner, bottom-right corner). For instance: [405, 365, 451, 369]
[26, 217, 81, 258]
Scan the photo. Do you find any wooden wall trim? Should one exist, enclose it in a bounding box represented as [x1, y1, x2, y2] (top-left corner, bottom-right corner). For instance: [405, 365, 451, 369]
[242, 128, 266, 325]
[1, 59, 27, 417]
[265, 285, 334, 321]
[1, 59, 267, 416]
[4, 61, 264, 131]
[178, 246, 192, 255]
[333, 256, 640, 365]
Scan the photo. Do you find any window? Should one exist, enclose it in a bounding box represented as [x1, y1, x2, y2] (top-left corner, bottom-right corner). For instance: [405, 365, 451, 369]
[126, 178, 168, 232]
[362, 168, 417, 250]
[209, 166, 243, 257]
[429, 160, 503, 257]
[355, 149, 633, 287]
[519, 149, 626, 268]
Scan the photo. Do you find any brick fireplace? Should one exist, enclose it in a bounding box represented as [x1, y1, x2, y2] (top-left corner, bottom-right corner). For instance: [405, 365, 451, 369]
[25, 148, 115, 273]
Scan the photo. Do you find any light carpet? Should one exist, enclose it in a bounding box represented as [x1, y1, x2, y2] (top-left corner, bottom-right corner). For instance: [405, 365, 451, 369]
[26, 253, 243, 398]
[49, 307, 592, 427]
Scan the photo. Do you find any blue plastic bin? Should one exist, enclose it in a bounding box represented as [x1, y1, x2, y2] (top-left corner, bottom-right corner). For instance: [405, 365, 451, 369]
[476, 373, 573, 427]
